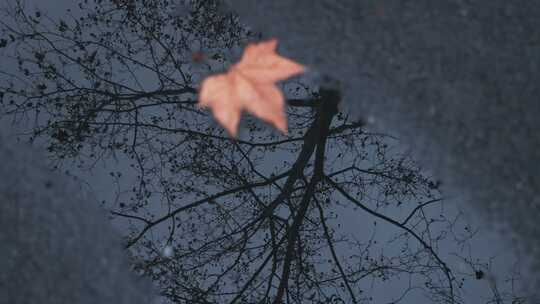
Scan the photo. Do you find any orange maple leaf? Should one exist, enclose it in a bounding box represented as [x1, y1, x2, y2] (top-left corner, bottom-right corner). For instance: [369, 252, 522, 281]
[198, 39, 305, 136]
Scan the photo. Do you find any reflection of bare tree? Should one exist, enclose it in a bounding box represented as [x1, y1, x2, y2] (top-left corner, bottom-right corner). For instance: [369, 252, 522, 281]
[453, 253, 527, 304]
[0, 0, 525, 303]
